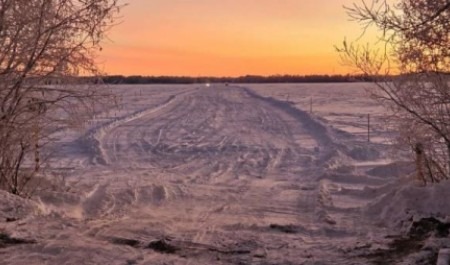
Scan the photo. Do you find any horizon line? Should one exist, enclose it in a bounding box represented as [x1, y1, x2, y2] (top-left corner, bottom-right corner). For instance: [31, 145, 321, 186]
[100, 73, 375, 78]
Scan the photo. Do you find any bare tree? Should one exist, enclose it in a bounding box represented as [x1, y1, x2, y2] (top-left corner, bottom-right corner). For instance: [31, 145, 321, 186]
[337, 0, 450, 184]
[0, 0, 121, 196]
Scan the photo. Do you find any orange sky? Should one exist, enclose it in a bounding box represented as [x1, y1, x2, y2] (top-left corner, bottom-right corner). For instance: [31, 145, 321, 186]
[98, 0, 374, 76]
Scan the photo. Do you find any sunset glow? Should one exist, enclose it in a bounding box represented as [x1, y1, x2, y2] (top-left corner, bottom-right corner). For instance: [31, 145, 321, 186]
[99, 0, 374, 76]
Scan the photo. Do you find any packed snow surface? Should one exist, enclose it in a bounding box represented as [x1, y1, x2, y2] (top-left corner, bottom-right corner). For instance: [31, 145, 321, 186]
[1, 83, 448, 264]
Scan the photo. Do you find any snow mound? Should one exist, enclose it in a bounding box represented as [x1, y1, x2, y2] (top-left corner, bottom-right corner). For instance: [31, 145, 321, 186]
[366, 161, 415, 178]
[0, 190, 37, 221]
[365, 179, 450, 231]
[344, 145, 381, 161]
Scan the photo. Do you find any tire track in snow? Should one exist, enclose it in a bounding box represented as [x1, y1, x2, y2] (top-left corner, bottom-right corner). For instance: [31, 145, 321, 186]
[80, 88, 196, 165]
[92, 85, 366, 263]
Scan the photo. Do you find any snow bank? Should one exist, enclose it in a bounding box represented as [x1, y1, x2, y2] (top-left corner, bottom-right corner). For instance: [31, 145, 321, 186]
[0, 190, 37, 222]
[365, 178, 450, 231]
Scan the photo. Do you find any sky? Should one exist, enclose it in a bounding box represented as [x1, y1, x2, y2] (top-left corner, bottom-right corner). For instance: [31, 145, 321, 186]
[98, 0, 375, 77]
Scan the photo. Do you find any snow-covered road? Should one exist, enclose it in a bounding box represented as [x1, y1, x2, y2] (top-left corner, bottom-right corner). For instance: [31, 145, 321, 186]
[1, 84, 406, 264]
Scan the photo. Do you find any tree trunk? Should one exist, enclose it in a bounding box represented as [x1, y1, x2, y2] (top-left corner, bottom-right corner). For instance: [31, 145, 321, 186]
[447, 142, 450, 179]
[415, 143, 426, 185]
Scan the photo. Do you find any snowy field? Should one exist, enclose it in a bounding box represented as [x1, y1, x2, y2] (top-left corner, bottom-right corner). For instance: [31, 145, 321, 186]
[1, 83, 449, 265]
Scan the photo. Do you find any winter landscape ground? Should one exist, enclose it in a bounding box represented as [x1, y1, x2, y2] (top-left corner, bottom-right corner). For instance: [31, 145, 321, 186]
[1, 83, 450, 264]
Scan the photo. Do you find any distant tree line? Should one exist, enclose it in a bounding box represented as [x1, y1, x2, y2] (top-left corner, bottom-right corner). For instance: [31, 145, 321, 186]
[100, 74, 379, 84]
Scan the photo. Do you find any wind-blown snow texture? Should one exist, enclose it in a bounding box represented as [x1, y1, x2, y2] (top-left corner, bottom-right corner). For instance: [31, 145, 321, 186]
[1, 83, 449, 264]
